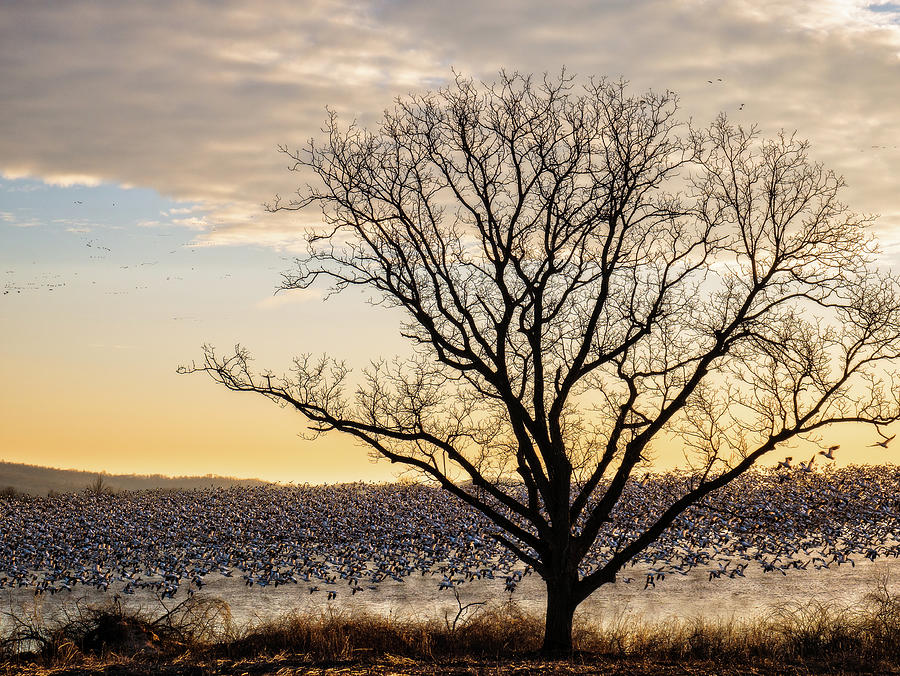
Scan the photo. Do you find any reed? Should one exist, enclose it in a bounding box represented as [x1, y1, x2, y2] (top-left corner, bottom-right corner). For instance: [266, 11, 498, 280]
[3, 578, 900, 673]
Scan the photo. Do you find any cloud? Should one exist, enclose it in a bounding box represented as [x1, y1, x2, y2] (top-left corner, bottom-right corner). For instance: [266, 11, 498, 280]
[3, 168, 104, 187]
[172, 216, 210, 230]
[1, 210, 41, 228]
[41, 174, 104, 188]
[0, 0, 898, 252]
[135, 219, 164, 228]
[166, 206, 207, 216]
[53, 217, 96, 233]
[257, 288, 322, 309]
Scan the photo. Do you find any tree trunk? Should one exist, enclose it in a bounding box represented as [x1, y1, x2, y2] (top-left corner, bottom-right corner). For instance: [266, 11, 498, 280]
[541, 575, 577, 655]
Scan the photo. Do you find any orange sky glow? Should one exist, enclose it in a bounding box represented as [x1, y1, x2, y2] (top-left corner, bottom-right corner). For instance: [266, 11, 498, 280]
[2, 0, 900, 482]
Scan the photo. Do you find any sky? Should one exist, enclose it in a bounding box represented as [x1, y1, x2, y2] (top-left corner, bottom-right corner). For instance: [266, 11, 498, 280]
[2, 0, 900, 483]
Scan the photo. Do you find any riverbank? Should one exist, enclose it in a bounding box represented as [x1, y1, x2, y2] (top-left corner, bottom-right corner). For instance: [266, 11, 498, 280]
[4, 584, 900, 675]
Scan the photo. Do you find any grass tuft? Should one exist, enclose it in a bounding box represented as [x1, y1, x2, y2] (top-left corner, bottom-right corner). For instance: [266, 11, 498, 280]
[4, 577, 900, 672]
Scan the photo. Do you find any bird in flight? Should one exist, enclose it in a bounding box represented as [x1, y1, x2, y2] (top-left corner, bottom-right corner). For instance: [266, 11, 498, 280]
[870, 434, 896, 449]
[819, 445, 839, 460]
[776, 456, 793, 470]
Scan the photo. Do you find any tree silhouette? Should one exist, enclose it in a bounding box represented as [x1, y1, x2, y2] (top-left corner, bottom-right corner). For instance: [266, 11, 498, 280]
[182, 72, 900, 654]
[86, 474, 113, 496]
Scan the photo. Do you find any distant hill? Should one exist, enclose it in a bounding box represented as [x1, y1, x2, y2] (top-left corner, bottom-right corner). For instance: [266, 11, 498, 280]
[0, 460, 270, 495]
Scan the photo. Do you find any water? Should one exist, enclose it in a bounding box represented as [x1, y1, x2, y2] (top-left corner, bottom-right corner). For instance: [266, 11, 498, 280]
[3, 469, 900, 633]
[3, 556, 896, 631]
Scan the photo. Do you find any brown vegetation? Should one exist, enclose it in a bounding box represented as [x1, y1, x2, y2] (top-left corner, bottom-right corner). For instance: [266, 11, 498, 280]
[4, 579, 900, 674]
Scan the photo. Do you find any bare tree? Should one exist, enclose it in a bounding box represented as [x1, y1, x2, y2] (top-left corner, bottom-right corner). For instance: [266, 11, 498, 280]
[182, 72, 900, 654]
[86, 474, 113, 496]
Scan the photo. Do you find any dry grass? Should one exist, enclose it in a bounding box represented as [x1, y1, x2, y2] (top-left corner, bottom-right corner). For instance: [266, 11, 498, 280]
[4, 579, 900, 674]
[219, 599, 545, 662]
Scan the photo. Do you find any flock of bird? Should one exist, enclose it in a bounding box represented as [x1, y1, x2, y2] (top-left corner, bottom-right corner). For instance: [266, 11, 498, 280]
[0, 463, 899, 602]
[774, 438, 894, 474]
[2, 197, 206, 299]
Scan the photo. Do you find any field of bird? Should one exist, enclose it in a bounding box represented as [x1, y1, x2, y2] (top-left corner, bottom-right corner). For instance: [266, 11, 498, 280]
[3, 462, 900, 672]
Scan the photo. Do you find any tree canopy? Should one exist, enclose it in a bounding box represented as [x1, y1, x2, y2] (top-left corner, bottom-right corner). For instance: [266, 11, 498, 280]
[183, 72, 900, 653]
